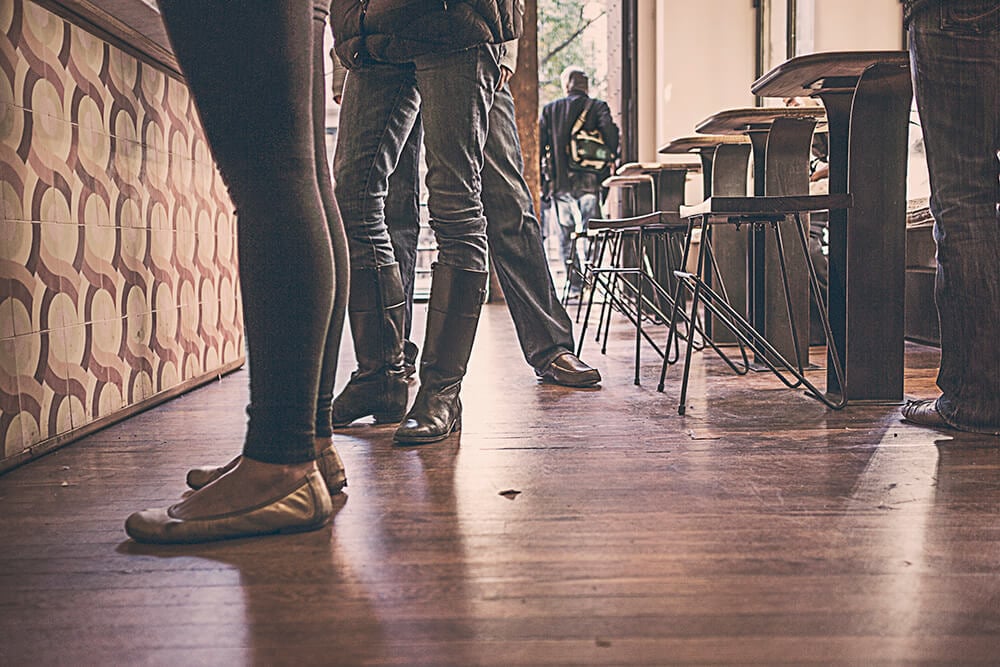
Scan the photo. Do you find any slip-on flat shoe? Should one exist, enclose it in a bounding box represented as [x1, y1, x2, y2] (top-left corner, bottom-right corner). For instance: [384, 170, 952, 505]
[125, 470, 333, 544]
[535, 351, 601, 387]
[901, 398, 951, 428]
[186, 446, 347, 495]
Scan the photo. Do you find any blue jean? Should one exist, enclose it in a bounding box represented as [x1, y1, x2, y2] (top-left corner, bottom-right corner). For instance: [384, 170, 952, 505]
[384, 121, 423, 340]
[910, 1, 1000, 433]
[552, 191, 598, 287]
[334, 45, 499, 273]
[342, 86, 577, 370]
[482, 86, 577, 369]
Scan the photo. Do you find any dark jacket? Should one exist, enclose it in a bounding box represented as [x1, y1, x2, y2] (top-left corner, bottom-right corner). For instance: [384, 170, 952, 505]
[332, 0, 522, 68]
[539, 92, 620, 196]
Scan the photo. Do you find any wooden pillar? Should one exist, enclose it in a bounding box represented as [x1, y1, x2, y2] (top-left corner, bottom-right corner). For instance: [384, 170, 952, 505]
[490, 0, 540, 302]
[512, 0, 541, 214]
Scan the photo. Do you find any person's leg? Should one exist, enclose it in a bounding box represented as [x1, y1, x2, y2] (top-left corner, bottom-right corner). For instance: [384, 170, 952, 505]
[553, 192, 581, 291]
[807, 215, 828, 346]
[385, 120, 423, 372]
[573, 191, 599, 287]
[394, 44, 497, 444]
[480, 85, 585, 371]
[334, 63, 420, 269]
[127, 1, 334, 542]
[386, 120, 423, 341]
[313, 0, 349, 450]
[330, 63, 420, 426]
[410, 47, 494, 273]
[187, 0, 348, 493]
[907, 4, 1000, 433]
[310, 0, 347, 488]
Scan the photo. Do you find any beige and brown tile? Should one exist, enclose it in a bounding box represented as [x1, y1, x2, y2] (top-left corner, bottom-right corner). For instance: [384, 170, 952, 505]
[3, 0, 241, 470]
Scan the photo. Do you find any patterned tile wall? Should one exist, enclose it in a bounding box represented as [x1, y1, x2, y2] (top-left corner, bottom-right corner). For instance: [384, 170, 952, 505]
[0, 0, 244, 468]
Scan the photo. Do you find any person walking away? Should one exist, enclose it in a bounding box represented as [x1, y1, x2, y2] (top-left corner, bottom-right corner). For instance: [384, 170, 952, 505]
[539, 66, 619, 296]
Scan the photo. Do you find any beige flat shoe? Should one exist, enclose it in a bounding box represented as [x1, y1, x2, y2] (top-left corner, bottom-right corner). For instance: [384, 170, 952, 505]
[125, 470, 333, 544]
[186, 446, 347, 495]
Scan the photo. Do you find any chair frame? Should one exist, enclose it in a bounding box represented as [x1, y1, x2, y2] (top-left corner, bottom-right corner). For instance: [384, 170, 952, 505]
[659, 194, 852, 413]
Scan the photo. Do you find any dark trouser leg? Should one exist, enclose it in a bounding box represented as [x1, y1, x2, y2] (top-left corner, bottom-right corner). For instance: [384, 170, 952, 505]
[481, 86, 576, 369]
[313, 0, 348, 440]
[909, 9, 1000, 433]
[393, 46, 498, 444]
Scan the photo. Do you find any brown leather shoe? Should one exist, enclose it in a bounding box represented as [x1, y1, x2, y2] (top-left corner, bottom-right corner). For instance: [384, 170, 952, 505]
[901, 398, 951, 428]
[125, 470, 333, 544]
[535, 352, 601, 387]
[186, 446, 347, 495]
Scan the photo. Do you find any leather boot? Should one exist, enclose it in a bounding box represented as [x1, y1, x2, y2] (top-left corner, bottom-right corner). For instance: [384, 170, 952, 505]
[394, 264, 487, 444]
[332, 263, 408, 427]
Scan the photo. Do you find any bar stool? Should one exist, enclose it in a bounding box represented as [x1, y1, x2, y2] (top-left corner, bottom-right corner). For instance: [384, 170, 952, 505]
[658, 135, 752, 346]
[662, 192, 852, 414]
[575, 165, 711, 385]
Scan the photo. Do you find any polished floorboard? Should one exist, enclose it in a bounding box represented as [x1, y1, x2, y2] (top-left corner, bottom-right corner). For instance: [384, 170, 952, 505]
[1, 303, 999, 666]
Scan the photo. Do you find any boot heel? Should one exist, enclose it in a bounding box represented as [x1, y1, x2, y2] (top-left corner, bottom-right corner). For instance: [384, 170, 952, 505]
[372, 410, 406, 424]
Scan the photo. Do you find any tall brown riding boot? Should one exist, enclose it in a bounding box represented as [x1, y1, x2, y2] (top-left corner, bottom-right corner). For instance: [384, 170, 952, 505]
[331, 263, 409, 427]
[394, 264, 487, 444]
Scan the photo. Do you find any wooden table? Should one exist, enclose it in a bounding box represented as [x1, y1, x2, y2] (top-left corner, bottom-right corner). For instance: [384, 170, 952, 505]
[752, 51, 911, 403]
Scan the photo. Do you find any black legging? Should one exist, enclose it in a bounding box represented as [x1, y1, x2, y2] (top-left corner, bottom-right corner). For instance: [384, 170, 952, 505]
[313, 2, 351, 440]
[158, 1, 345, 463]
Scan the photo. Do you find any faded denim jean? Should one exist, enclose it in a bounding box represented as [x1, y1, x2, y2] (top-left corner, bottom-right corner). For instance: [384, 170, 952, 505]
[384, 121, 423, 341]
[483, 86, 577, 369]
[552, 191, 598, 288]
[334, 45, 499, 273]
[910, 1, 1000, 433]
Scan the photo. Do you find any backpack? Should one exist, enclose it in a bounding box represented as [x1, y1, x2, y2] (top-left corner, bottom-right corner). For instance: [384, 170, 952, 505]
[567, 99, 614, 173]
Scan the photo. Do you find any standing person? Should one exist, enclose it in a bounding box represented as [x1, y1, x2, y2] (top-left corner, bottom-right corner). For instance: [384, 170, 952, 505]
[330, 0, 522, 444]
[126, 1, 346, 543]
[328, 43, 601, 429]
[331, 52, 422, 379]
[901, 0, 1000, 434]
[539, 66, 620, 296]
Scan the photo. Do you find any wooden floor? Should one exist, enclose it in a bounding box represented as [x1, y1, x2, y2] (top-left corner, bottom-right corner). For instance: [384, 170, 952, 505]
[2, 303, 999, 666]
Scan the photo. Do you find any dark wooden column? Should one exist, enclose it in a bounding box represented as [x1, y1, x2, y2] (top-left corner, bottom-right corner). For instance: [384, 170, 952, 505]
[489, 0, 540, 302]
[512, 0, 540, 212]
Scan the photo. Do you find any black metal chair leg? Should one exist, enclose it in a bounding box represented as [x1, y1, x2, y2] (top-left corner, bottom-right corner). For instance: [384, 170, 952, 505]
[677, 215, 712, 415]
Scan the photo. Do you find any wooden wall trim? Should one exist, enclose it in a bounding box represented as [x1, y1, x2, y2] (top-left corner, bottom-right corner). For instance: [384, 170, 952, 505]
[32, 0, 181, 77]
[0, 358, 245, 476]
